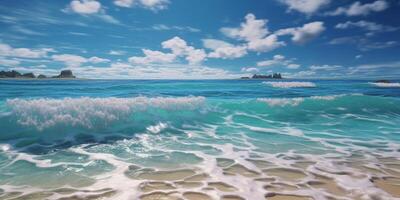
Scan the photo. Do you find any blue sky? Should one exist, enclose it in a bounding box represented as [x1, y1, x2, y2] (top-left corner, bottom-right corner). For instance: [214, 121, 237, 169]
[0, 0, 399, 79]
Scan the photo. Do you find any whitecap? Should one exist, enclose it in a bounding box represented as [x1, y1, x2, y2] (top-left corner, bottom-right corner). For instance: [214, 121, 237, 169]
[6, 96, 205, 130]
[146, 122, 168, 134]
[370, 82, 400, 88]
[257, 98, 304, 107]
[263, 81, 316, 88]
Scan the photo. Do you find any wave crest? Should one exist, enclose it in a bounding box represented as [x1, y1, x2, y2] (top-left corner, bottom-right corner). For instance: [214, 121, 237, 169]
[370, 82, 400, 88]
[257, 94, 350, 107]
[6, 96, 205, 130]
[262, 81, 316, 88]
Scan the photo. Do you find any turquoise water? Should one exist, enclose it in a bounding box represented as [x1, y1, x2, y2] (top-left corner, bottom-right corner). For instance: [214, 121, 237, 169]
[0, 79, 399, 199]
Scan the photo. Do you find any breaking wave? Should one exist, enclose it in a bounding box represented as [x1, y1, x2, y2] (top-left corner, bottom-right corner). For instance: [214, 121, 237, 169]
[257, 94, 357, 107]
[262, 81, 316, 88]
[6, 96, 205, 130]
[370, 82, 400, 88]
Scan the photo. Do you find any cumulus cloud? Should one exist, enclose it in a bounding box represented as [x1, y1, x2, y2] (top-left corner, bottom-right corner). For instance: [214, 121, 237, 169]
[279, 0, 330, 14]
[247, 34, 285, 52]
[221, 14, 269, 42]
[327, 0, 388, 16]
[128, 49, 176, 65]
[0, 43, 54, 58]
[203, 39, 247, 59]
[130, 36, 206, 65]
[220, 14, 285, 53]
[162, 36, 207, 65]
[69, 0, 101, 14]
[114, 0, 169, 10]
[66, 0, 121, 24]
[276, 21, 325, 44]
[52, 54, 110, 67]
[257, 54, 300, 69]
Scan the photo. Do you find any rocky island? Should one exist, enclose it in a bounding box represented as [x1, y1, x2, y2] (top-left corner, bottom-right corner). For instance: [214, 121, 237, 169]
[241, 73, 282, 79]
[0, 70, 76, 79]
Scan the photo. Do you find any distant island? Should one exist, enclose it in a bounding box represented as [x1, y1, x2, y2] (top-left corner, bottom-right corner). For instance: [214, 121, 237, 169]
[0, 70, 76, 79]
[241, 73, 282, 79]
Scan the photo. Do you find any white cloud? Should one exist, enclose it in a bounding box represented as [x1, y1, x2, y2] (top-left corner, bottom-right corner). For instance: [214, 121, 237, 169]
[129, 37, 206, 65]
[241, 67, 259, 73]
[109, 50, 126, 55]
[276, 21, 325, 44]
[257, 55, 286, 67]
[257, 54, 300, 69]
[69, 0, 101, 14]
[328, 36, 398, 51]
[347, 61, 400, 78]
[0, 58, 20, 66]
[88, 56, 110, 63]
[220, 14, 285, 53]
[221, 14, 269, 42]
[203, 39, 247, 59]
[128, 49, 176, 65]
[335, 20, 397, 33]
[287, 70, 316, 78]
[161, 36, 207, 65]
[69, 62, 238, 79]
[247, 34, 285, 52]
[287, 63, 300, 69]
[66, 0, 121, 24]
[309, 64, 343, 71]
[114, 0, 169, 10]
[114, 0, 133, 7]
[52, 54, 110, 67]
[162, 36, 190, 55]
[184, 49, 207, 65]
[152, 24, 200, 32]
[279, 0, 330, 14]
[327, 0, 388, 16]
[0, 43, 54, 58]
[140, 0, 169, 10]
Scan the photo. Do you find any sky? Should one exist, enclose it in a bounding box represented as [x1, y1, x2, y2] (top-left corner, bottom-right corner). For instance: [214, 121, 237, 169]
[0, 0, 400, 79]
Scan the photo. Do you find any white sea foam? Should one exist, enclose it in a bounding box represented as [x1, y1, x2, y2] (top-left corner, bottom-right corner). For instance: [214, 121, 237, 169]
[146, 122, 168, 134]
[257, 94, 355, 107]
[263, 81, 316, 88]
[370, 82, 400, 88]
[6, 96, 205, 130]
[257, 98, 304, 107]
[0, 144, 11, 152]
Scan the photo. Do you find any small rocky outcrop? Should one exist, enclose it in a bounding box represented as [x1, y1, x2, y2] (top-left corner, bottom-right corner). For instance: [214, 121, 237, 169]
[0, 70, 22, 78]
[22, 73, 35, 78]
[0, 70, 76, 79]
[250, 73, 282, 79]
[52, 70, 76, 78]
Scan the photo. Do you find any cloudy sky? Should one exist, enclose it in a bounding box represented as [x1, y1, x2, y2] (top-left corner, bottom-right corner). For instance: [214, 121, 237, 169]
[0, 0, 399, 79]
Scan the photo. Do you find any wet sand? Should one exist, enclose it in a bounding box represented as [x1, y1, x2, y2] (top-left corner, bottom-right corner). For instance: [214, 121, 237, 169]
[3, 156, 398, 200]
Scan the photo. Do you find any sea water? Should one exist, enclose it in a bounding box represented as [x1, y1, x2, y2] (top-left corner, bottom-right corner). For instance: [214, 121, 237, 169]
[0, 79, 399, 200]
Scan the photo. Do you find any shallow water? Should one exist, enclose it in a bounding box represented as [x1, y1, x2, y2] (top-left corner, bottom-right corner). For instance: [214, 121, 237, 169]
[0, 79, 399, 200]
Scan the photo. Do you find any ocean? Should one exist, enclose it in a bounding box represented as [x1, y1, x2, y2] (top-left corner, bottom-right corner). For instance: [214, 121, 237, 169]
[0, 79, 399, 200]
